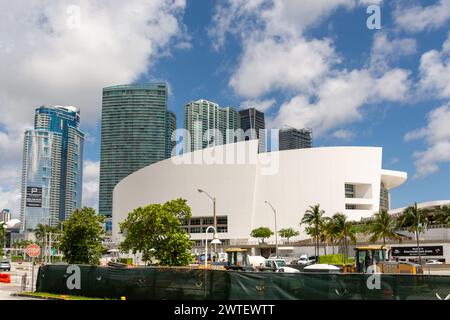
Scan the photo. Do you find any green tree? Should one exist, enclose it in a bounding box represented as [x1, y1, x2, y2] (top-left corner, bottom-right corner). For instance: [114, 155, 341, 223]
[0, 222, 6, 255]
[399, 203, 429, 265]
[250, 227, 273, 244]
[435, 205, 450, 226]
[320, 217, 335, 255]
[367, 210, 400, 246]
[278, 228, 299, 243]
[301, 204, 325, 258]
[119, 199, 193, 266]
[332, 213, 357, 263]
[59, 207, 105, 265]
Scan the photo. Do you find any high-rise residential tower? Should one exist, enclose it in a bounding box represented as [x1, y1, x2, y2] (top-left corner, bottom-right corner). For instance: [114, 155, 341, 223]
[20, 106, 84, 231]
[279, 127, 313, 151]
[239, 108, 266, 152]
[184, 99, 240, 153]
[99, 83, 176, 221]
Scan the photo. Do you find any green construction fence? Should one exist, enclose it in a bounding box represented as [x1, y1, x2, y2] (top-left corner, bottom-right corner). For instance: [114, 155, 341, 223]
[36, 265, 450, 300]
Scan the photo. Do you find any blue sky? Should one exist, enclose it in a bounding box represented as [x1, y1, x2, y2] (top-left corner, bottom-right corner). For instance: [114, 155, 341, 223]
[1, 0, 450, 214]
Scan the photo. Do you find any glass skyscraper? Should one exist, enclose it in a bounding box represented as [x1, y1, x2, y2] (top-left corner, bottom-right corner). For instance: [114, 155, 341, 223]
[184, 99, 240, 153]
[99, 83, 175, 219]
[279, 127, 313, 151]
[20, 106, 84, 231]
[239, 108, 266, 153]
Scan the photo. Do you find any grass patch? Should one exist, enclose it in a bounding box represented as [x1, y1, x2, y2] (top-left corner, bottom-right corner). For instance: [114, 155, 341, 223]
[19, 292, 117, 300]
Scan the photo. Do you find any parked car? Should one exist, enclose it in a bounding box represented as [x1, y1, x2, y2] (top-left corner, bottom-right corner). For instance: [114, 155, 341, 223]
[0, 260, 11, 272]
[297, 254, 314, 266]
[426, 260, 443, 265]
[264, 258, 300, 273]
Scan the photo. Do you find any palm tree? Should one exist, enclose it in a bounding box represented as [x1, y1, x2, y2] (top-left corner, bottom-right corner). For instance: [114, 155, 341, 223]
[435, 206, 450, 226]
[367, 210, 400, 246]
[301, 204, 325, 259]
[320, 217, 334, 255]
[399, 203, 429, 265]
[332, 213, 357, 263]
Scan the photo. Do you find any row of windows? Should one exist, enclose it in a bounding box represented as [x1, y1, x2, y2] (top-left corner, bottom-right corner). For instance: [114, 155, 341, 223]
[182, 216, 228, 226]
[183, 226, 228, 233]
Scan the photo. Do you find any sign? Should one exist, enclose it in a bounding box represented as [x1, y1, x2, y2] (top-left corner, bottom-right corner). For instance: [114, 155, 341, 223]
[26, 244, 41, 258]
[26, 187, 42, 207]
[391, 246, 443, 257]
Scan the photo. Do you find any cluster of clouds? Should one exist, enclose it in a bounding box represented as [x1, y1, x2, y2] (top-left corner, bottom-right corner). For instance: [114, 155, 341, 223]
[209, 0, 411, 135]
[209, 0, 450, 178]
[0, 0, 188, 214]
[405, 33, 450, 178]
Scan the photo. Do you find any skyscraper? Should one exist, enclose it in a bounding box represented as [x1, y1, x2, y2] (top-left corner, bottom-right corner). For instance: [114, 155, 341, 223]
[0, 209, 11, 223]
[279, 127, 313, 151]
[20, 106, 84, 231]
[184, 99, 240, 153]
[99, 83, 175, 220]
[239, 108, 266, 152]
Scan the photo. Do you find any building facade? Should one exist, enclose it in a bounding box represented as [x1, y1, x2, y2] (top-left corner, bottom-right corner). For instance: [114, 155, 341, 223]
[279, 127, 313, 151]
[0, 209, 11, 223]
[99, 83, 176, 220]
[112, 140, 407, 244]
[239, 108, 266, 153]
[184, 99, 240, 153]
[20, 106, 84, 231]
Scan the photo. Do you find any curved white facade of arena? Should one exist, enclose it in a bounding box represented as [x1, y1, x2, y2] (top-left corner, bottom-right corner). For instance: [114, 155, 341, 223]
[112, 140, 407, 244]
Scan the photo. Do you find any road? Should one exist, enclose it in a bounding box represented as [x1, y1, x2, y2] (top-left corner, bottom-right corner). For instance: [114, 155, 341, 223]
[0, 261, 41, 300]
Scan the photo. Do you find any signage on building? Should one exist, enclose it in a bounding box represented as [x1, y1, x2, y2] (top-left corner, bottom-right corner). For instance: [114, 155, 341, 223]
[391, 246, 443, 257]
[26, 187, 42, 207]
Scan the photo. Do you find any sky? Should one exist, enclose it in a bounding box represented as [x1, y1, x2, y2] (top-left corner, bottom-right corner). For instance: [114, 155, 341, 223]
[1, 0, 450, 217]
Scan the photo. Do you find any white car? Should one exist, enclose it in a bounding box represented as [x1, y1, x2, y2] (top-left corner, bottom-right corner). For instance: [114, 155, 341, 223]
[264, 258, 300, 273]
[426, 260, 443, 265]
[297, 255, 314, 265]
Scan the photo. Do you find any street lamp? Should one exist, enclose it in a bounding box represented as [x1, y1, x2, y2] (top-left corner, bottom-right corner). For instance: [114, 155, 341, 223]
[198, 189, 218, 257]
[204, 226, 221, 269]
[265, 201, 279, 258]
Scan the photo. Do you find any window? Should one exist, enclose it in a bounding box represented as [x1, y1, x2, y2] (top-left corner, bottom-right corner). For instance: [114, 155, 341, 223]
[190, 227, 201, 233]
[217, 216, 228, 225]
[190, 218, 201, 225]
[345, 184, 355, 198]
[218, 226, 228, 233]
[202, 217, 214, 225]
[346, 204, 356, 210]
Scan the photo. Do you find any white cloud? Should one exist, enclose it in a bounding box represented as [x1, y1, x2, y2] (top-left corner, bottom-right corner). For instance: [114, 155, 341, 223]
[419, 33, 450, 99]
[405, 104, 450, 178]
[369, 32, 417, 72]
[82, 160, 100, 210]
[209, 0, 376, 49]
[210, 0, 412, 136]
[267, 68, 410, 134]
[0, 0, 187, 210]
[230, 36, 339, 98]
[395, 0, 450, 33]
[332, 129, 355, 140]
[239, 98, 276, 112]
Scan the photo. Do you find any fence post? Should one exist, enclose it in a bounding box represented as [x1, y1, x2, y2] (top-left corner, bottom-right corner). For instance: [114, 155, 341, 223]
[21, 273, 27, 292]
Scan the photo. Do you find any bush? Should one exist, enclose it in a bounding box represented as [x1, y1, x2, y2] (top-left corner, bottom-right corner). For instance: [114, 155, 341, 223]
[11, 255, 24, 262]
[319, 254, 355, 266]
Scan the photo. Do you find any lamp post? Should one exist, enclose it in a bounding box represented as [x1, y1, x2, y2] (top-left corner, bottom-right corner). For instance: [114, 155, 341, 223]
[198, 189, 218, 259]
[204, 226, 221, 269]
[265, 201, 278, 258]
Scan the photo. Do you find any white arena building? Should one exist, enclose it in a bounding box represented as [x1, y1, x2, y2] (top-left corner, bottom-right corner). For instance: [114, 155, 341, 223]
[112, 140, 407, 245]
